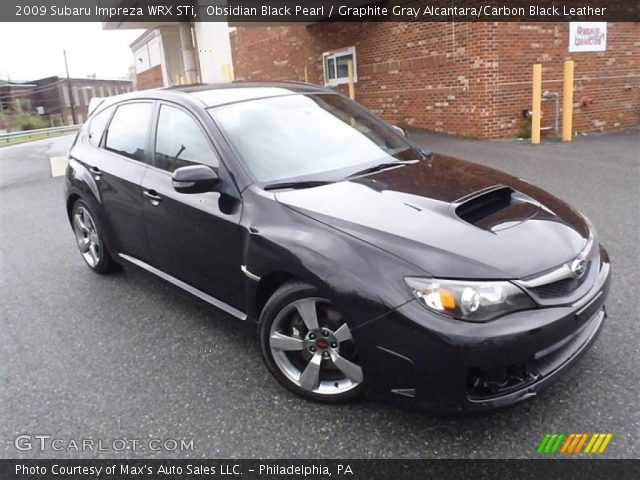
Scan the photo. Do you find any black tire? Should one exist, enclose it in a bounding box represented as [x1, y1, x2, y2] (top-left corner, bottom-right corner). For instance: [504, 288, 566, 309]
[259, 281, 364, 403]
[71, 199, 114, 274]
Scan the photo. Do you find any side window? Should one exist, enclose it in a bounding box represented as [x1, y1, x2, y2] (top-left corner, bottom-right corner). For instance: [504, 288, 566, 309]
[104, 103, 152, 162]
[87, 106, 113, 147]
[155, 105, 219, 173]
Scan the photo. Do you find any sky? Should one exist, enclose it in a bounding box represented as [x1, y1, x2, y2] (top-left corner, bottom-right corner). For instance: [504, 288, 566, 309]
[0, 23, 144, 82]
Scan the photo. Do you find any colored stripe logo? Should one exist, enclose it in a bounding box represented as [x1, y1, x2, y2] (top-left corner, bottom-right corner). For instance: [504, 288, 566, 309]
[537, 433, 612, 454]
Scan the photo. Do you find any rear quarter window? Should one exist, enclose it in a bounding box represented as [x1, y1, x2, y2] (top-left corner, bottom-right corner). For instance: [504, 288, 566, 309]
[87, 106, 114, 147]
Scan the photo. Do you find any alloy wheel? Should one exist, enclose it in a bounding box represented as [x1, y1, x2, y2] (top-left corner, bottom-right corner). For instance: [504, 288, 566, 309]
[269, 297, 363, 396]
[73, 206, 102, 268]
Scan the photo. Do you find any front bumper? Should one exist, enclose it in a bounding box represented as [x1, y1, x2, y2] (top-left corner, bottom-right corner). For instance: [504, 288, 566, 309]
[353, 253, 611, 413]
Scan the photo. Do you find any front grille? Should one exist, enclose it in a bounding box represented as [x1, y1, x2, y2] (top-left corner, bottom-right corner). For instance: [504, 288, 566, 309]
[528, 262, 592, 299]
[530, 276, 584, 298]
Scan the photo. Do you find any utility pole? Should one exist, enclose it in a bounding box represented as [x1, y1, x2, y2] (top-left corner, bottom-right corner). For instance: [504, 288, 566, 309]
[63, 49, 77, 125]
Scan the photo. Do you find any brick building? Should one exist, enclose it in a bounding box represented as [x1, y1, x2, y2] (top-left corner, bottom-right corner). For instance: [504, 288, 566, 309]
[0, 76, 133, 130]
[230, 22, 639, 138]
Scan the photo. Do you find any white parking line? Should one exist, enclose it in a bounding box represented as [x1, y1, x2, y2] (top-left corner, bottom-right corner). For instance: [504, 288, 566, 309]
[49, 155, 68, 177]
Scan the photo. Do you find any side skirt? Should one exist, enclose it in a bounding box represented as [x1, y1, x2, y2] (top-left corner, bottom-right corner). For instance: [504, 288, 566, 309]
[118, 253, 247, 321]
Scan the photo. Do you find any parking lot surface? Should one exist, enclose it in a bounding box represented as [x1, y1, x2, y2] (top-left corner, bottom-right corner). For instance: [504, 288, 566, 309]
[1, 130, 638, 458]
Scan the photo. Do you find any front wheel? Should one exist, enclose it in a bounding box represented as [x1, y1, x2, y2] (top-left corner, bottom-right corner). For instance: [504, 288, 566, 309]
[259, 282, 364, 403]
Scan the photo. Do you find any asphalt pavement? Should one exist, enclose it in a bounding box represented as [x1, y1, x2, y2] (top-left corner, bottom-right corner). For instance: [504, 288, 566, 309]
[0, 130, 638, 459]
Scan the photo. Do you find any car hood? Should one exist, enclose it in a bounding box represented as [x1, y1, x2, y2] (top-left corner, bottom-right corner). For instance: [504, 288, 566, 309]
[274, 154, 590, 279]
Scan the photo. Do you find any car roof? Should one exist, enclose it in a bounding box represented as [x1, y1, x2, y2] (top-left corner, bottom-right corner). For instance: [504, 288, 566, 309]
[111, 82, 335, 109]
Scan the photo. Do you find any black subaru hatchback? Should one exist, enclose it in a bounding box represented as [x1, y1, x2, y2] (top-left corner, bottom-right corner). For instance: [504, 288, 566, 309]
[65, 83, 611, 412]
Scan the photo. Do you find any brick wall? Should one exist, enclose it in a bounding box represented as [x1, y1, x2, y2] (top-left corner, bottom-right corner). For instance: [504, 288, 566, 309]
[230, 22, 639, 139]
[491, 22, 639, 138]
[137, 65, 164, 91]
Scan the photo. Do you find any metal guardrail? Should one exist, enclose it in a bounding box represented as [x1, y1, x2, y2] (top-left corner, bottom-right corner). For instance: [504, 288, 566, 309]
[0, 125, 81, 144]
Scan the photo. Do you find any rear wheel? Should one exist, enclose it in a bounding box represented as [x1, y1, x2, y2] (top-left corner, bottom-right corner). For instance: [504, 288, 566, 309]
[72, 200, 113, 274]
[259, 282, 364, 403]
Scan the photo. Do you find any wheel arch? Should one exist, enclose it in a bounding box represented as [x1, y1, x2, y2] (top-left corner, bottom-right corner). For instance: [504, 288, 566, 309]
[243, 232, 414, 329]
[255, 271, 299, 319]
[66, 193, 81, 223]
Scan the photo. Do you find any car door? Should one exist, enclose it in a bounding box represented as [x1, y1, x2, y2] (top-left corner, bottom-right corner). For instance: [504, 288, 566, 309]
[81, 101, 153, 261]
[141, 102, 245, 310]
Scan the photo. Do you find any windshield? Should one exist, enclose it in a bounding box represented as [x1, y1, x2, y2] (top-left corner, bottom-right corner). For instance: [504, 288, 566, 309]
[208, 93, 420, 184]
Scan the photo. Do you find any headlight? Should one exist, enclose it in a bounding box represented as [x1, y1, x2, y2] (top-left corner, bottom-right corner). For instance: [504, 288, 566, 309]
[405, 278, 535, 322]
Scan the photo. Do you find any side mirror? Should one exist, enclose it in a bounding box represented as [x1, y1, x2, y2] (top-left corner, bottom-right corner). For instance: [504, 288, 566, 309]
[391, 125, 407, 137]
[172, 165, 219, 194]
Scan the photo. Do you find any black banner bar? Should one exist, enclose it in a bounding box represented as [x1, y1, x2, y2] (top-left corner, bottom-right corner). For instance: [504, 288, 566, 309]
[4, 0, 639, 23]
[1, 459, 639, 480]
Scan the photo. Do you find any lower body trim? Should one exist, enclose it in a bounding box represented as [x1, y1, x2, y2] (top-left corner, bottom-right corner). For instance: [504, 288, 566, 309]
[119, 253, 247, 321]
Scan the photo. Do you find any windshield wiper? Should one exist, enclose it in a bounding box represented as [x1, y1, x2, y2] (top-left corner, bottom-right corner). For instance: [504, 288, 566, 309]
[346, 160, 417, 179]
[263, 180, 334, 191]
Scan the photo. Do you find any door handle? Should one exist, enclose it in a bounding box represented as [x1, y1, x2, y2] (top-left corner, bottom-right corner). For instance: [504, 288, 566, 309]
[143, 190, 163, 204]
[89, 166, 101, 179]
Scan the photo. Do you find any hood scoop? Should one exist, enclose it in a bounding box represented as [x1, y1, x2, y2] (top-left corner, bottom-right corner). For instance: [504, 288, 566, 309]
[454, 186, 542, 232]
